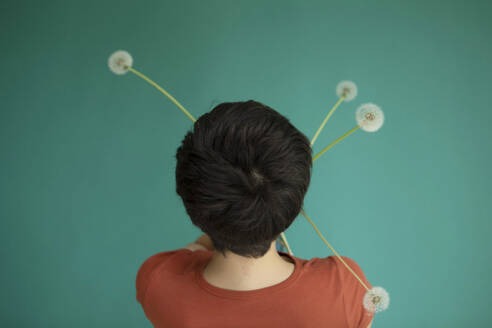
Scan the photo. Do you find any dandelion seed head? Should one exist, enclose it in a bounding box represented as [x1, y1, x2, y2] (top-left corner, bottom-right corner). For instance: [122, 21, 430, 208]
[356, 103, 384, 132]
[336, 80, 357, 102]
[363, 286, 390, 313]
[108, 50, 133, 75]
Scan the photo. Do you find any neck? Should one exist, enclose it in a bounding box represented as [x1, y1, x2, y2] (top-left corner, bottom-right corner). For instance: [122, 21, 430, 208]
[203, 240, 295, 289]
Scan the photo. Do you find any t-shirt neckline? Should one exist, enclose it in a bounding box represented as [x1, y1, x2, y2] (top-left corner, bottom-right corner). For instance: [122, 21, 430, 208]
[194, 251, 301, 299]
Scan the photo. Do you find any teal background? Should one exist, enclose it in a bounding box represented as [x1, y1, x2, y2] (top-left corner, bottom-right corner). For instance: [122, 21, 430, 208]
[1, 0, 491, 327]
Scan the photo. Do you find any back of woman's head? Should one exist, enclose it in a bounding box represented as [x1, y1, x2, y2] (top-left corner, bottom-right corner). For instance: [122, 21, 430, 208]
[175, 100, 312, 258]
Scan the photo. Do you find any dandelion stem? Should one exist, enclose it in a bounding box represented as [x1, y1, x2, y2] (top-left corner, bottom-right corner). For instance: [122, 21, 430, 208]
[128, 67, 196, 123]
[310, 95, 346, 147]
[284, 100, 354, 255]
[280, 232, 293, 255]
[300, 209, 370, 291]
[305, 123, 370, 292]
[127, 65, 295, 257]
[126, 64, 297, 257]
[312, 125, 360, 162]
[276, 235, 287, 249]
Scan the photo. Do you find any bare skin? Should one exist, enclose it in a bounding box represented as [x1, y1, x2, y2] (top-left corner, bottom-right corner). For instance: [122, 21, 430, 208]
[202, 239, 295, 291]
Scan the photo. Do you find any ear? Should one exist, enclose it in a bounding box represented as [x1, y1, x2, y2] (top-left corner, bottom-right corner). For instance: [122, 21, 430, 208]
[184, 242, 209, 252]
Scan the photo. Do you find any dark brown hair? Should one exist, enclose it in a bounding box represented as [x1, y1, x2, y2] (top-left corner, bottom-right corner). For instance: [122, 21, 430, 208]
[175, 100, 312, 258]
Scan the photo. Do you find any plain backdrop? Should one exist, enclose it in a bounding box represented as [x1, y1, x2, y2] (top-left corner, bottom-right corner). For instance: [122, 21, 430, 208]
[1, 0, 491, 327]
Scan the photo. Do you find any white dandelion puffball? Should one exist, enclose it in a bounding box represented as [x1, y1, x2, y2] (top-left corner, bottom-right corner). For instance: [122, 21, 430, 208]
[108, 50, 133, 75]
[336, 80, 358, 101]
[356, 103, 384, 132]
[363, 286, 390, 313]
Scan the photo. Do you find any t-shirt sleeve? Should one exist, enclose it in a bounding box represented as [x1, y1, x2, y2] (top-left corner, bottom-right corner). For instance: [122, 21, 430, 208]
[337, 256, 375, 328]
[136, 250, 181, 307]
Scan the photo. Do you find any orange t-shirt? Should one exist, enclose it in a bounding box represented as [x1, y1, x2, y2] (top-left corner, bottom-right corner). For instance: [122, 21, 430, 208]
[136, 249, 374, 328]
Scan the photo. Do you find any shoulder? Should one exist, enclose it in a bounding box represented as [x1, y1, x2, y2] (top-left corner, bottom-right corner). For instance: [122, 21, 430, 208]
[331, 256, 374, 328]
[332, 256, 367, 283]
[300, 255, 374, 326]
[135, 248, 194, 306]
[305, 254, 364, 277]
